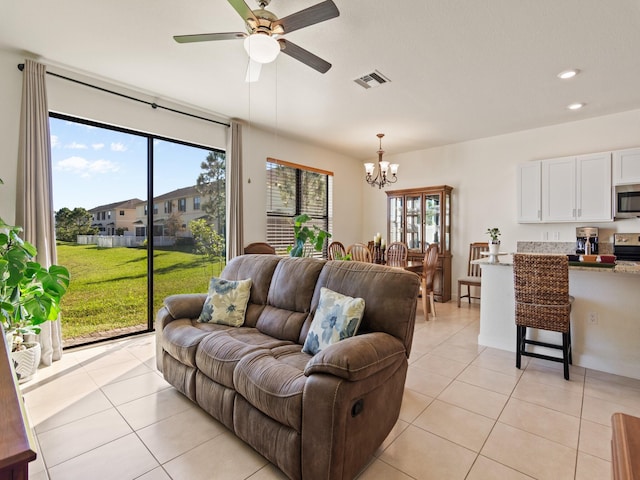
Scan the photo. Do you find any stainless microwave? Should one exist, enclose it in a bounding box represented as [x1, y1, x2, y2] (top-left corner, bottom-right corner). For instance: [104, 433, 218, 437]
[615, 184, 640, 218]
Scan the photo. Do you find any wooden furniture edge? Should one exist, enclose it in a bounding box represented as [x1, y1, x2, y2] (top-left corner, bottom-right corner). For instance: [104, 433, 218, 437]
[611, 412, 640, 480]
[0, 324, 37, 479]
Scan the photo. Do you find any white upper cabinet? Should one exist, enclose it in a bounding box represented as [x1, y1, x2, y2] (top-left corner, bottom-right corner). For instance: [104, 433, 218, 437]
[519, 153, 612, 223]
[542, 157, 577, 222]
[613, 148, 640, 185]
[576, 152, 612, 221]
[517, 161, 541, 223]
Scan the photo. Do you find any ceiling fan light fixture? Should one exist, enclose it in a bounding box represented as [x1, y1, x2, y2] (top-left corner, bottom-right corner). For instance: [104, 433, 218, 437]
[244, 33, 280, 64]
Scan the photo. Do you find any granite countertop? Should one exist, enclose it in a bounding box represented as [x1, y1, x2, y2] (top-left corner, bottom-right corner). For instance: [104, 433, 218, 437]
[472, 254, 640, 275]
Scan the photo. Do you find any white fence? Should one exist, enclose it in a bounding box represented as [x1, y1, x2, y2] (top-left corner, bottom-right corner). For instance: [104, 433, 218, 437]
[76, 235, 176, 247]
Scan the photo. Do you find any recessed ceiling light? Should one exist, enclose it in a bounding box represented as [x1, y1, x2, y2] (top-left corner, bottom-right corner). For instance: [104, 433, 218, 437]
[567, 102, 585, 110]
[558, 69, 580, 79]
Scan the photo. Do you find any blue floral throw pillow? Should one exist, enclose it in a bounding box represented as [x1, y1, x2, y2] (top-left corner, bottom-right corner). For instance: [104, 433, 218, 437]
[302, 287, 365, 355]
[198, 277, 252, 327]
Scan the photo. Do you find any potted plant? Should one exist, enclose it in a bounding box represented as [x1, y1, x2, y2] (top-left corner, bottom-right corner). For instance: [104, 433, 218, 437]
[486, 227, 501, 254]
[0, 218, 70, 382]
[287, 214, 332, 257]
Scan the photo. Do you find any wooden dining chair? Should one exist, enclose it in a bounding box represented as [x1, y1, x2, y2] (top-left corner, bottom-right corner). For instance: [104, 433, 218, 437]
[347, 243, 373, 263]
[327, 241, 346, 260]
[243, 242, 276, 255]
[457, 242, 489, 307]
[421, 243, 439, 320]
[386, 242, 408, 267]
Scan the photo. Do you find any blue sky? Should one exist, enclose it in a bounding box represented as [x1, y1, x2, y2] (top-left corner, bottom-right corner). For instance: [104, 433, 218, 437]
[50, 117, 215, 211]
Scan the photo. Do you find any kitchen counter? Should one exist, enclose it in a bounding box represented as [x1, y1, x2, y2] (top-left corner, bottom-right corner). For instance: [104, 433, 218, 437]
[476, 256, 640, 380]
[473, 255, 640, 274]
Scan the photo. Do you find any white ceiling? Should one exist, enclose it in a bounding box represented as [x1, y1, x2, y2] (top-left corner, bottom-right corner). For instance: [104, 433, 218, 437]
[2, 0, 640, 159]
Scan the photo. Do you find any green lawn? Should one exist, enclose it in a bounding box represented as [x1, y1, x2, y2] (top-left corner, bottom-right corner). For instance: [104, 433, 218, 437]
[57, 243, 224, 340]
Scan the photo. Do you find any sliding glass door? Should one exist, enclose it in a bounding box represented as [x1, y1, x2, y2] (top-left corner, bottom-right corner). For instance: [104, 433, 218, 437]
[50, 113, 226, 347]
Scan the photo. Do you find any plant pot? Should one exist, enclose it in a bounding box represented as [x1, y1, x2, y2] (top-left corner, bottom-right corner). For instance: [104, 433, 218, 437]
[10, 342, 41, 383]
[489, 242, 500, 255]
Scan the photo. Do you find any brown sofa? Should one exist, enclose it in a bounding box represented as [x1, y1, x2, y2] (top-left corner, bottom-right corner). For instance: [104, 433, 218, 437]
[155, 254, 420, 480]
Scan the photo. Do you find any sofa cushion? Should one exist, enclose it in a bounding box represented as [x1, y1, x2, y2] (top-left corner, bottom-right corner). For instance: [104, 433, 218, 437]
[302, 287, 365, 355]
[162, 319, 230, 368]
[256, 257, 325, 342]
[234, 345, 310, 432]
[199, 277, 252, 327]
[220, 254, 282, 327]
[195, 328, 293, 389]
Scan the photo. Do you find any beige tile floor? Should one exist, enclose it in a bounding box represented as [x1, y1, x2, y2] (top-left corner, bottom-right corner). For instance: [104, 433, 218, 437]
[21, 301, 640, 480]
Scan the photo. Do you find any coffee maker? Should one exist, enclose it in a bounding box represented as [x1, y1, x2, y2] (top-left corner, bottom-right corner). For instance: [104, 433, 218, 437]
[576, 227, 599, 255]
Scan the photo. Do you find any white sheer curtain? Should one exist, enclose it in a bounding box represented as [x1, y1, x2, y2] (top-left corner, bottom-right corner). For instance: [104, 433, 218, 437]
[226, 120, 244, 259]
[16, 59, 62, 365]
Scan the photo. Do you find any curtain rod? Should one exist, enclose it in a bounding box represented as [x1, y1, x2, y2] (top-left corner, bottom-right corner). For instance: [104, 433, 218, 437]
[17, 63, 230, 128]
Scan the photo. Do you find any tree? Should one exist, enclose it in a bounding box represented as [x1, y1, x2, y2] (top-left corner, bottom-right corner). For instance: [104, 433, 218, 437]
[55, 207, 97, 242]
[189, 219, 225, 265]
[196, 151, 226, 236]
[164, 202, 184, 237]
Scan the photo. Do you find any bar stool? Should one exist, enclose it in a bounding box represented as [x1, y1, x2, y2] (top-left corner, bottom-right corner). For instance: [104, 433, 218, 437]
[513, 253, 573, 380]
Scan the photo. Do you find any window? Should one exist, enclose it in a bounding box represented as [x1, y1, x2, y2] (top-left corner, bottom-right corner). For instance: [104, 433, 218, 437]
[266, 158, 333, 257]
[164, 201, 172, 214]
[193, 196, 201, 210]
[120, 210, 125, 216]
[153, 204, 158, 214]
[178, 198, 187, 212]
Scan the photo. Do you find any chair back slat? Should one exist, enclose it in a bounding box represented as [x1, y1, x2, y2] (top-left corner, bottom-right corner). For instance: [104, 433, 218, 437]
[386, 242, 408, 266]
[327, 241, 346, 260]
[347, 243, 373, 263]
[467, 242, 489, 276]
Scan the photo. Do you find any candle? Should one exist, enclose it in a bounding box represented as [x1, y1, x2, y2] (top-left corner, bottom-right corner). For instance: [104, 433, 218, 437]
[381, 238, 386, 249]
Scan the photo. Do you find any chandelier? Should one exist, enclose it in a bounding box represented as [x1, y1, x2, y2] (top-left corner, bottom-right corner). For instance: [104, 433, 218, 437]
[364, 133, 399, 189]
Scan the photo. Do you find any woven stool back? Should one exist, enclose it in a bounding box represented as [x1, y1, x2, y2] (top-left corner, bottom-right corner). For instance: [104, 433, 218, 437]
[513, 254, 571, 333]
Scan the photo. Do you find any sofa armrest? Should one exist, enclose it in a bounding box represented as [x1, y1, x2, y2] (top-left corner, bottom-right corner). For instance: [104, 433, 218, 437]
[304, 332, 407, 382]
[163, 293, 207, 320]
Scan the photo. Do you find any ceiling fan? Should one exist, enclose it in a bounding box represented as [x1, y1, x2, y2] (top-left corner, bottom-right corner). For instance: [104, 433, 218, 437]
[174, 0, 340, 82]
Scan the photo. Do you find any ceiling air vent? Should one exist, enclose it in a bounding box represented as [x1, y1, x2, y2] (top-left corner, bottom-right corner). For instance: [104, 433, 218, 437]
[354, 70, 391, 89]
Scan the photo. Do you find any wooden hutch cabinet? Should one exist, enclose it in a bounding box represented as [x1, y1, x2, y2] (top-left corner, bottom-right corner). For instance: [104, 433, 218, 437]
[386, 185, 453, 302]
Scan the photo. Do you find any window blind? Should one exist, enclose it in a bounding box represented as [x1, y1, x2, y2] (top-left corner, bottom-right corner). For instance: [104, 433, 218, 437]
[266, 158, 333, 257]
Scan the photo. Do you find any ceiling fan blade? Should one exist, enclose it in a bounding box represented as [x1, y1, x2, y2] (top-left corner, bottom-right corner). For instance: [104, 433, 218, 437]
[227, 0, 258, 24]
[174, 32, 246, 43]
[278, 39, 331, 73]
[273, 0, 339, 34]
[245, 59, 262, 83]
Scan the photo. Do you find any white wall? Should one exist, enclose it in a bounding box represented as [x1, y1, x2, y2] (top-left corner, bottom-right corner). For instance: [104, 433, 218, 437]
[0, 49, 24, 224]
[362, 109, 640, 294]
[241, 125, 363, 246]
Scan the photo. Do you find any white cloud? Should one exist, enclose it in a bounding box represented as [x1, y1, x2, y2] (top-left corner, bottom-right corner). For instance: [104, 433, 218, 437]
[111, 142, 127, 152]
[65, 141, 88, 150]
[92, 143, 105, 150]
[55, 156, 120, 178]
[51, 135, 60, 148]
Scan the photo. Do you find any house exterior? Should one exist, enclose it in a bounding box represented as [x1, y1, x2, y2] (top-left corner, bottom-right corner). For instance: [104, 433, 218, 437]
[134, 185, 210, 239]
[89, 199, 142, 236]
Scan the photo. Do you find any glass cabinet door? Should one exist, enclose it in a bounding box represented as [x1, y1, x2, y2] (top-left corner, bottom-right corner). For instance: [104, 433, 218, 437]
[405, 195, 422, 250]
[388, 196, 404, 243]
[424, 193, 441, 250]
